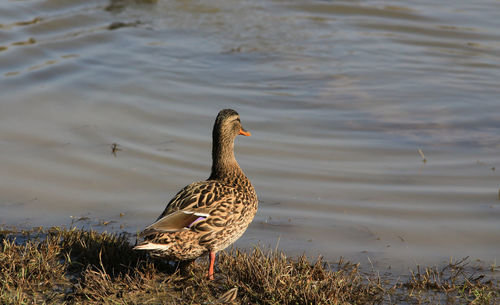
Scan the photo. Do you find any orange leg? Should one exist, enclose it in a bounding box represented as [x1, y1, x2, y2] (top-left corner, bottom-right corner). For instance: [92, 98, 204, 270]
[208, 251, 216, 280]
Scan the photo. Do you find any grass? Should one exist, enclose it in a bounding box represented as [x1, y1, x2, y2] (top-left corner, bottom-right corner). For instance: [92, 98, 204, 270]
[0, 227, 498, 304]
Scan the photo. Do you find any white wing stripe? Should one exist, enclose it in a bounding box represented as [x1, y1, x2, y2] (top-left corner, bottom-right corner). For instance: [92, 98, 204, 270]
[133, 242, 170, 251]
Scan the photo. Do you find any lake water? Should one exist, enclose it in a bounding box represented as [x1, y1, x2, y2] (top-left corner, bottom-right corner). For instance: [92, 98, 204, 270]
[1, 0, 499, 274]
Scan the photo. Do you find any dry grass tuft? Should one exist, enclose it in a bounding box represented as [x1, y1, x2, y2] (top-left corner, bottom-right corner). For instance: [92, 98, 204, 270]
[216, 248, 384, 304]
[0, 227, 498, 304]
[0, 228, 69, 303]
[399, 257, 499, 304]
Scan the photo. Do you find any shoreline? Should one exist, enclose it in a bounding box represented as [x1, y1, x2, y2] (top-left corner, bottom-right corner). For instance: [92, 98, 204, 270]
[0, 227, 498, 304]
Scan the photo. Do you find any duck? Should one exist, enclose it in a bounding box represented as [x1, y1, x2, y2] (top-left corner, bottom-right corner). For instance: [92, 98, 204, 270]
[134, 109, 258, 280]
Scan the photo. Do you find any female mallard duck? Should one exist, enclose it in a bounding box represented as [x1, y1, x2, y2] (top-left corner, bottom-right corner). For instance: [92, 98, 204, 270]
[134, 109, 258, 280]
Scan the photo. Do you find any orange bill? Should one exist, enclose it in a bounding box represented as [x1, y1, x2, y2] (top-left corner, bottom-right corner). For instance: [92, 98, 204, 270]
[239, 128, 251, 136]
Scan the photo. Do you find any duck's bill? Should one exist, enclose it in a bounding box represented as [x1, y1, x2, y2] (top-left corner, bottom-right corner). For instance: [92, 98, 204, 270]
[239, 128, 251, 136]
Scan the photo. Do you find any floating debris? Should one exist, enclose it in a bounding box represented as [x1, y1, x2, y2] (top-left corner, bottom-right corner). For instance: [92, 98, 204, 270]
[417, 148, 427, 163]
[108, 21, 141, 31]
[476, 160, 496, 171]
[70, 216, 91, 222]
[110, 142, 122, 156]
[12, 37, 36, 46]
[15, 17, 43, 26]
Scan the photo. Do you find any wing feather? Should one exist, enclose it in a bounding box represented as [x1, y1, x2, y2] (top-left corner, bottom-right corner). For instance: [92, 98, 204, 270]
[139, 210, 209, 237]
[140, 180, 241, 239]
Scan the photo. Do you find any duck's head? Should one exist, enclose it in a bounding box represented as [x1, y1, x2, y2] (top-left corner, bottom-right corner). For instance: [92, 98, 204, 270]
[213, 109, 251, 141]
[210, 109, 251, 177]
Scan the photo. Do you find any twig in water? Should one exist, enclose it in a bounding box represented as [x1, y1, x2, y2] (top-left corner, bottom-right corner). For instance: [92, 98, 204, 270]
[417, 148, 427, 163]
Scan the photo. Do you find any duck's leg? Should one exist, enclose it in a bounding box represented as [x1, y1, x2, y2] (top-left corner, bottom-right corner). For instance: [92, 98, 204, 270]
[208, 251, 216, 280]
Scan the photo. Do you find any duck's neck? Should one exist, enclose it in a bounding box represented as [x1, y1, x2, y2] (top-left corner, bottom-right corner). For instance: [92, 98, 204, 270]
[209, 134, 245, 182]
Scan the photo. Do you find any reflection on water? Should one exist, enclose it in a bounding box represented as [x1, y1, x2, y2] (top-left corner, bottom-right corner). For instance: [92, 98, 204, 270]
[1, 0, 499, 274]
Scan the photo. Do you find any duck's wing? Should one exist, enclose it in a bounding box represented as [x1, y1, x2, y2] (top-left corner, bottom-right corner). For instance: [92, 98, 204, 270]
[139, 180, 237, 238]
[139, 209, 211, 238]
[158, 180, 233, 218]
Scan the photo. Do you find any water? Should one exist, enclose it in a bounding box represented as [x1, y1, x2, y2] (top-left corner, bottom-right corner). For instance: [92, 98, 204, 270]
[1, 0, 499, 274]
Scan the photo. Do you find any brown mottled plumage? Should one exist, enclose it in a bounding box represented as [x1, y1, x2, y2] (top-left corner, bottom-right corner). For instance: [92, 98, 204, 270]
[134, 109, 258, 279]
